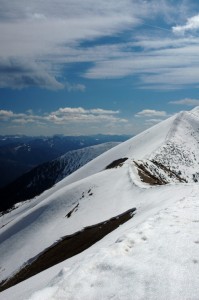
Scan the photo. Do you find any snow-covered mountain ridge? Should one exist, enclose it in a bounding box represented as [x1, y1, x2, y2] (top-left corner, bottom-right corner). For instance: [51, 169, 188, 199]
[147, 110, 199, 183]
[0, 142, 119, 212]
[55, 142, 120, 183]
[1, 108, 199, 299]
[0, 134, 129, 188]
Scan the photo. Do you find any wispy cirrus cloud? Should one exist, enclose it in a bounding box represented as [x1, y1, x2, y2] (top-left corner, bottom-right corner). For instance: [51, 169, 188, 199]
[0, 0, 189, 90]
[0, 58, 86, 90]
[65, 82, 86, 92]
[144, 118, 164, 126]
[169, 98, 199, 106]
[0, 58, 64, 90]
[0, 0, 143, 90]
[80, 29, 199, 89]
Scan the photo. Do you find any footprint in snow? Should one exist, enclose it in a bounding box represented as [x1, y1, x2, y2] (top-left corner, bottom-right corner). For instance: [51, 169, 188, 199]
[193, 259, 198, 264]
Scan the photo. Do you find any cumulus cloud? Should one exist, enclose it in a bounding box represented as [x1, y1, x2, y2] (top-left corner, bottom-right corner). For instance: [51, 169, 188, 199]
[89, 108, 119, 114]
[0, 107, 127, 127]
[12, 118, 35, 124]
[0, 109, 14, 120]
[57, 107, 87, 114]
[134, 109, 170, 128]
[54, 107, 120, 115]
[173, 14, 199, 35]
[135, 109, 168, 118]
[48, 107, 125, 124]
[169, 98, 199, 106]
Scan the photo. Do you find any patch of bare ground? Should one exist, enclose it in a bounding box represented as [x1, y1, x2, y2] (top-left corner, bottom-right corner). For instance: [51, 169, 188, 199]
[134, 160, 187, 185]
[105, 158, 128, 169]
[134, 161, 166, 185]
[0, 207, 136, 292]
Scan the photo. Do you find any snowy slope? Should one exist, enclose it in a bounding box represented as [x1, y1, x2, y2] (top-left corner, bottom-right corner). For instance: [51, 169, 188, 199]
[1, 108, 199, 299]
[55, 142, 120, 182]
[23, 113, 175, 206]
[148, 109, 199, 183]
[1, 183, 198, 300]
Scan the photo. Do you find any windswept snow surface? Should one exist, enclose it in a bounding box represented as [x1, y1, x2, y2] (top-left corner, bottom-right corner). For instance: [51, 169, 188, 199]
[1, 108, 199, 299]
[150, 110, 199, 183]
[55, 142, 120, 183]
[1, 183, 199, 300]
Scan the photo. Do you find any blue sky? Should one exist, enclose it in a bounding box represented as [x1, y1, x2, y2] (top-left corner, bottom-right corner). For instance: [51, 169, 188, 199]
[1, 0, 199, 136]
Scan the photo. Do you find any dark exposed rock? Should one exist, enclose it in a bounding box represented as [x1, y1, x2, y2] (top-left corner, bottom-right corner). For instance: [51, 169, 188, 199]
[105, 158, 128, 169]
[0, 207, 136, 292]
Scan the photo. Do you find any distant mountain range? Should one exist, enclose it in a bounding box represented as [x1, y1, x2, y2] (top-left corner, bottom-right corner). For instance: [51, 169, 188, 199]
[0, 142, 119, 212]
[0, 134, 130, 188]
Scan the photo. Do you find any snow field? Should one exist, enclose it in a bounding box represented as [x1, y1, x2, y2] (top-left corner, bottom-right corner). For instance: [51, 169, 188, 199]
[26, 185, 199, 300]
[0, 182, 195, 300]
[1, 108, 199, 299]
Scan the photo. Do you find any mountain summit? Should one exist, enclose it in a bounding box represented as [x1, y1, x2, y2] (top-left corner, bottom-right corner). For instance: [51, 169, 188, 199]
[1, 108, 199, 300]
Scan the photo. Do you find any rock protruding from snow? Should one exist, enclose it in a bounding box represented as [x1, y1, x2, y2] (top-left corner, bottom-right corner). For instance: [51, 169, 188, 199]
[149, 110, 199, 183]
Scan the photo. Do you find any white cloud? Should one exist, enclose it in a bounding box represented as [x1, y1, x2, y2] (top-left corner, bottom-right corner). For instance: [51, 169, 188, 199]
[140, 66, 199, 88]
[46, 114, 127, 124]
[0, 58, 64, 90]
[57, 107, 87, 114]
[0, 107, 127, 128]
[0, 0, 143, 89]
[173, 14, 199, 35]
[169, 98, 199, 106]
[12, 118, 35, 124]
[48, 107, 125, 124]
[135, 109, 168, 118]
[0, 0, 183, 90]
[0, 17, 136, 59]
[54, 107, 120, 115]
[89, 108, 119, 115]
[26, 109, 33, 114]
[0, 109, 14, 119]
[0, 0, 197, 90]
[82, 37, 199, 88]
